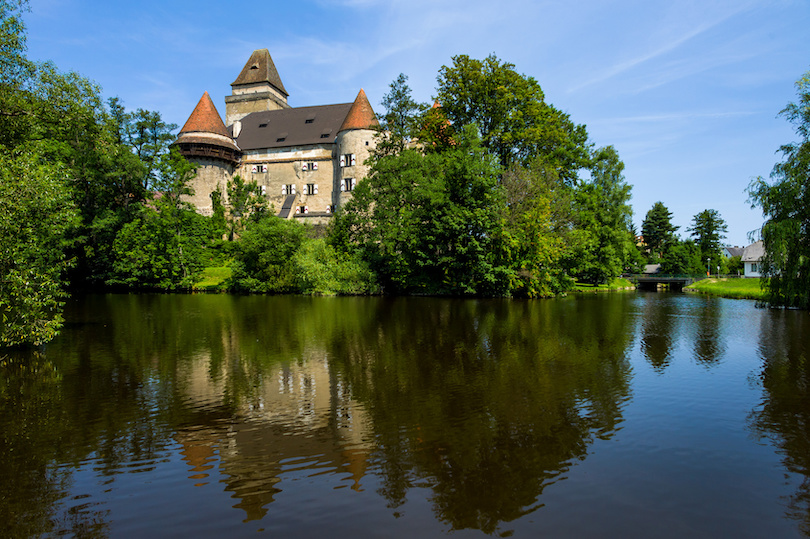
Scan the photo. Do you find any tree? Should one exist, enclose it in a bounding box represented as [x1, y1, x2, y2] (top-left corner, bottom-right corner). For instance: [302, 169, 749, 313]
[0, 152, 79, 346]
[748, 69, 810, 308]
[687, 209, 728, 269]
[225, 174, 268, 241]
[376, 73, 426, 155]
[230, 215, 308, 293]
[641, 201, 679, 259]
[500, 161, 574, 297]
[565, 146, 636, 284]
[435, 54, 590, 178]
[108, 149, 209, 289]
[333, 125, 510, 296]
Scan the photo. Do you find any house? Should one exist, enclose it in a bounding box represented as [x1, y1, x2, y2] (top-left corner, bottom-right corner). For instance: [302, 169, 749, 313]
[741, 241, 765, 278]
[722, 246, 744, 259]
[173, 49, 379, 223]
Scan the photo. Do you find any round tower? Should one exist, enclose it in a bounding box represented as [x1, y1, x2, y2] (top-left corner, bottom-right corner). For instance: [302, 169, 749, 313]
[173, 91, 241, 215]
[335, 89, 379, 208]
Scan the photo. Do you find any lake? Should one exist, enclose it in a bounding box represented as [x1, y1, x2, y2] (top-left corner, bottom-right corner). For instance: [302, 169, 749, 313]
[1, 292, 809, 537]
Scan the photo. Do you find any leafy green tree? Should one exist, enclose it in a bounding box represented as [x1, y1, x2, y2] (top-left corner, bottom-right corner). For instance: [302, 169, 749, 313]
[500, 162, 573, 297]
[659, 239, 703, 275]
[108, 150, 208, 289]
[230, 215, 307, 293]
[0, 152, 79, 346]
[687, 209, 728, 272]
[435, 54, 590, 178]
[292, 238, 379, 295]
[334, 125, 509, 296]
[748, 69, 810, 308]
[566, 146, 636, 284]
[641, 201, 679, 260]
[225, 174, 268, 241]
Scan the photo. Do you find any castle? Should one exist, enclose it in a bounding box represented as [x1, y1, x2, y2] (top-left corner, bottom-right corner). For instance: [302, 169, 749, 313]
[174, 49, 379, 222]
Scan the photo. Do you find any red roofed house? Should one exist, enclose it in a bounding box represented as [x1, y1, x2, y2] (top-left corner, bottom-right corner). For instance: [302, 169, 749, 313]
[173, 49, 378, 221]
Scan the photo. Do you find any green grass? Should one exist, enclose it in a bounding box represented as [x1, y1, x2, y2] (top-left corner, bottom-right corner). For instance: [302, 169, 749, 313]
[194, 266, 232, 291]
[685, 277, 767, 300]
[572, 277, 636, 292]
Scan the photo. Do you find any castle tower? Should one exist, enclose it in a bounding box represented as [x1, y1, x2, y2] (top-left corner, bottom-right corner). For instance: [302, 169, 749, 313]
[225, 49, 290, 126]
[335, 89, 379, 208]
[173, 91, 240, 215]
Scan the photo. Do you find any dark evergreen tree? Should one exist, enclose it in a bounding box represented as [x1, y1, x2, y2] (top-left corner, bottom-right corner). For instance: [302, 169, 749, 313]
[641, 201, 679, 259]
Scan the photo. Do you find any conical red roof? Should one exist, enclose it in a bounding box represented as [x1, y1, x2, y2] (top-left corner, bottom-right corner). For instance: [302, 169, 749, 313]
[180, 92, 230, 137]
[339, 89, 378, 132]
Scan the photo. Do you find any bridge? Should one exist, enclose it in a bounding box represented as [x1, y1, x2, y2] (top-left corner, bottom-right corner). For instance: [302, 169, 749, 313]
[626, 274, 705, 291]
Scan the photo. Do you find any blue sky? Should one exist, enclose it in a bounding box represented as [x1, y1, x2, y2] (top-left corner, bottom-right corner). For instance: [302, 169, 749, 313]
[24, 0, 810, 246]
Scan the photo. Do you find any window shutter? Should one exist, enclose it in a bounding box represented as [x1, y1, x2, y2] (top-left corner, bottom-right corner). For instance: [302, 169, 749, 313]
[314, 184, 319, 194]
[350, 154, 356, 166]
[295, 207, 300, 214]
[251, 165, 258, 173]
[261, 185, 267, 195]
[313, 162, 318, 171]
[282, 186, 287, 195]
[325, 205, 331, 214]
[339, 155, 345, 167]
[351, 178, 357, 189]
[262, 164, 268, 173]
[291, 185, 296, 194]
[340, 182, 345, 192]
[301, 162, 308, 171]
[304, 206, 308, 214]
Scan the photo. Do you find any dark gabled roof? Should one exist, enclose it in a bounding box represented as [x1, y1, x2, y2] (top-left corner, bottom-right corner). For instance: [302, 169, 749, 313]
[232, 49, 288, 97]
[234, 103, 353, 150]
[742, 240, 765, 262]
[724, 246, 744, 258]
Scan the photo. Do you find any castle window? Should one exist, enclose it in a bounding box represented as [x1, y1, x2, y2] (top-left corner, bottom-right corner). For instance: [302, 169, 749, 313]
[341, 178, 356, 192]
[282, 184, 296, 195]
[303, 161, 317, 171]
[305, 184, 318, 195]
[340, 154, 356, 167]
[296, 205, 308, 215]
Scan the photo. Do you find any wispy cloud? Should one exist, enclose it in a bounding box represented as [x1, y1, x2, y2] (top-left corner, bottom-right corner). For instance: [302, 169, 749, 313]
[568, 2, 759, 94]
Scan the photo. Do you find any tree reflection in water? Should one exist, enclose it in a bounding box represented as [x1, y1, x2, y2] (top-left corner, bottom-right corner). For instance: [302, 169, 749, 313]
[327, 296, 634, 533]
[750, 309, 810, 535]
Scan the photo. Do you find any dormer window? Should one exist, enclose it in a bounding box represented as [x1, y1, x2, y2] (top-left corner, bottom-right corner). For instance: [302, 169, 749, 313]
[259, 123, 268, 128]
[320, 133, 330, 139]
[305, 118, 314, 124]
[276, 137, 286, 142]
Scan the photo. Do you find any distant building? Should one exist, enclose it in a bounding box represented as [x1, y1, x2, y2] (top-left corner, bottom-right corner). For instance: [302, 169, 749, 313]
[173, 49, 379, 223]
[722, 246, 744, 259]
[741, 241, 765, 278]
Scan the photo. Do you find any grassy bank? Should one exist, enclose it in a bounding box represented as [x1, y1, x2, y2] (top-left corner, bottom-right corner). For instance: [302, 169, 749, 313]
[194, 266, 232, 291]
[572, 277, 636, 293]
[685, 277, 767, 301]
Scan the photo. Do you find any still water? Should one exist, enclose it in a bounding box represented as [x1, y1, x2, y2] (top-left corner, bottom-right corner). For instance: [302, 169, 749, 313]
[1, 292, 809, 537]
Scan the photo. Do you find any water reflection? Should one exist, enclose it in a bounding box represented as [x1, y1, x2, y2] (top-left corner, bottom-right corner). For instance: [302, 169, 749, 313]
[327, 297, 635, 533]
[750, 309, 810, 535]
[0, 294, 637, 535]
[10, 293, 810, 536]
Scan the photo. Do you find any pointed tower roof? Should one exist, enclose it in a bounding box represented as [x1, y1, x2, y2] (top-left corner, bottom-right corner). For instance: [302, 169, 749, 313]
[231, 48, 288, 97]
[339, 89, 379, 132]
[175, 91, 240, 158]
[180, 92, 231, 138]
